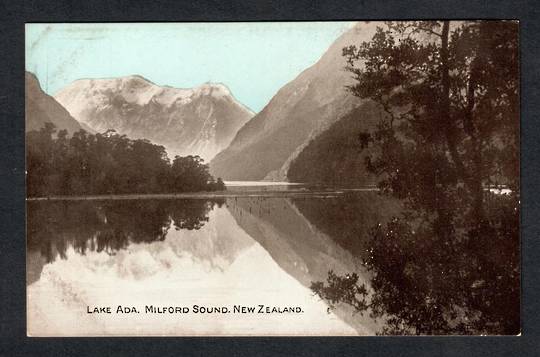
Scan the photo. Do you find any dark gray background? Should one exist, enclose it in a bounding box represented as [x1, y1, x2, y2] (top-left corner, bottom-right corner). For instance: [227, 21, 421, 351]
[1, 0, 538, 356]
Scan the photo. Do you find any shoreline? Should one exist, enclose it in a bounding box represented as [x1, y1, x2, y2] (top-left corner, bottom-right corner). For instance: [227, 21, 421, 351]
[26, 189, 380, 201]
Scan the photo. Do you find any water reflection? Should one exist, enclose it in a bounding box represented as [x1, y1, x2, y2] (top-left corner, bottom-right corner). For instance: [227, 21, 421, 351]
[26, 198, 358, 336]
[27, 200, 219, 282]
[26, 192, 519, 336]
[309, 193, 520, 335]
[291, 193, 402, 258]
[227, 195, 394, 334]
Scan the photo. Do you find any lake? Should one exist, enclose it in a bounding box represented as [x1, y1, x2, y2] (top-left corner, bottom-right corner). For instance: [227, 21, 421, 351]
[26, 183, 519, 336]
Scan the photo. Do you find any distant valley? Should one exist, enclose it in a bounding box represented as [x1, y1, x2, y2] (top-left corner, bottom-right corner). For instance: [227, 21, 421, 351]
[27, 22, 382, 186]
[209, 22, 380, 182]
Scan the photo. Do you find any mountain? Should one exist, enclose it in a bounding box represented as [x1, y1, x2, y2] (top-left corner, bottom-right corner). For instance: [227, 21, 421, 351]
[54, 75, 254, 161]
[286, 103, 380, 186]
[25, 71, 85, 134]
[209, 22, 379, 181]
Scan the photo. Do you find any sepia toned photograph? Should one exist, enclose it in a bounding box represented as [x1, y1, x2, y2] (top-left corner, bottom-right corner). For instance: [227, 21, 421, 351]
[25, 21, 519, 336]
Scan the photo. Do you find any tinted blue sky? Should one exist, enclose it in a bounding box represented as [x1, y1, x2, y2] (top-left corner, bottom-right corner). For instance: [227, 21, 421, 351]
[26, 22, 354, 113]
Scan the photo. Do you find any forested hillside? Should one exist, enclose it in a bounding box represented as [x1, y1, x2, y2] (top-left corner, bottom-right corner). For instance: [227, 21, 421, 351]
[287, 102, 380, 187]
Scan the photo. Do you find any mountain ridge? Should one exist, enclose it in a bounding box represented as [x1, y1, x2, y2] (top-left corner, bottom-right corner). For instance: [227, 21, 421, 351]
[210, 22, 379, 181]
[25, 71, 86, 134]
[54, 75, 254, 161]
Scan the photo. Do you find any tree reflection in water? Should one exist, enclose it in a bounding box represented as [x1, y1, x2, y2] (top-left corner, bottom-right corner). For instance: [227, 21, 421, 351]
[292, 192, 401, 259]
[27, 199, 224, 264]
[310, 193, 519, 335]
[310, 20, 519, 335]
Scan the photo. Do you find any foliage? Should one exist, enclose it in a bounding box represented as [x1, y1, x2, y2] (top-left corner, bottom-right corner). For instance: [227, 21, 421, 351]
[311, 193, 519, 335]
[342, 21, 519, 220]
[311, 271, 369, 313]
[311, 21, 520, 335]
[26, 124, 226, 196]
[287, 103, 381, 187]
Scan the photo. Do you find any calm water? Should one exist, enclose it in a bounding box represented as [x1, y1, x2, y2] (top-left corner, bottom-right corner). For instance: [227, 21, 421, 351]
[26, 187, 519, 336]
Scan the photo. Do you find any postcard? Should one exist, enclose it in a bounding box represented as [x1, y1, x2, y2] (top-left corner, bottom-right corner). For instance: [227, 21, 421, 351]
[25, 21, 519, 336]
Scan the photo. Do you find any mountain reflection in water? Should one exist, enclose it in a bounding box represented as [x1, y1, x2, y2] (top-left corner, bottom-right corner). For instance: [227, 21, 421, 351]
[27, 198, 359, 336]
[26, 191, 518, 336]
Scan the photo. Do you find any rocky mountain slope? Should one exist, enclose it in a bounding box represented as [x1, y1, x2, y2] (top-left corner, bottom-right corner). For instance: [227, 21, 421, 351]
[54, 75, 253, 161]
[210, 22, 379, 181]
[25, 71, 85, 134]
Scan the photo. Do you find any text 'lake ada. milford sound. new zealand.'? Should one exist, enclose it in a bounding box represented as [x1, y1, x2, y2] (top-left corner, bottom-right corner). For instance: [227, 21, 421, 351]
[87, 305, 305, 314]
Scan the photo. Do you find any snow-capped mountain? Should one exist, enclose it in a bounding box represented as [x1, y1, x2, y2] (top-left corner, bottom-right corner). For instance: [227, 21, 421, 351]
[25, 71, 86, 134]
[209, 22, 379, 181]
[54, 75, 254, 161]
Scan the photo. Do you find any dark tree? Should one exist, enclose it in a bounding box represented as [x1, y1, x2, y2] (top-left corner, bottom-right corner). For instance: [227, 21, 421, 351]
[26, 125, 226, 196]
[311, 21, 519, 335]
[170, 155, 213, 192]
[342, 21, 519, 221]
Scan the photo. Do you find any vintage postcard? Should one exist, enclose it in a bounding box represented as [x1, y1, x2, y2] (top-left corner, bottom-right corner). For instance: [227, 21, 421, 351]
[25, 21, 519, 336]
